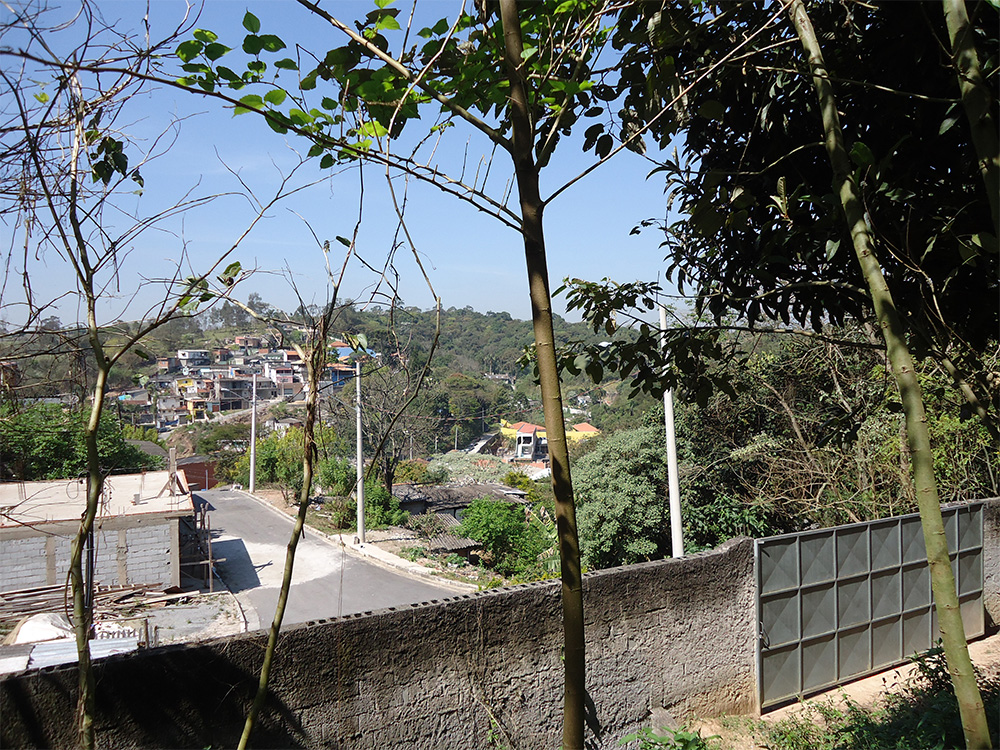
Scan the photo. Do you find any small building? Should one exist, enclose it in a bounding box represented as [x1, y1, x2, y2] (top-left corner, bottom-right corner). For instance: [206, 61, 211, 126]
[0, 470, 194, 593]
[156, 356, 179, 373]
[234, 335, 263, 349]
[265, 417, 303, 436]
[177, 350, 211, 367]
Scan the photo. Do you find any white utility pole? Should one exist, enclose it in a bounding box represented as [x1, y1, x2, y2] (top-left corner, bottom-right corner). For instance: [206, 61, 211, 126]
[660, 304, 684, 557]
[249, 373, 257, 494]
[355, 361, 366, 544]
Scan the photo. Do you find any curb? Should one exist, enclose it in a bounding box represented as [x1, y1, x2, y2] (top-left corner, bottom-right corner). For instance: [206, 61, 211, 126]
[336, 534, 477, 594]
[227, 488, 475, 594]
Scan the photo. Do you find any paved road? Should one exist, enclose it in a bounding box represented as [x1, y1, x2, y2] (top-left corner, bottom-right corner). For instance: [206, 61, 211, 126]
[197, 488, 454, 630]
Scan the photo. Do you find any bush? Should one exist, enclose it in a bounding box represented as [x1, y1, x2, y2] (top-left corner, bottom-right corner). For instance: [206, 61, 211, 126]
[318, 457, 354, 496]
[458, 497, 548, 577]
[408, 513, 448, 538]
[364, 480, 408, 528]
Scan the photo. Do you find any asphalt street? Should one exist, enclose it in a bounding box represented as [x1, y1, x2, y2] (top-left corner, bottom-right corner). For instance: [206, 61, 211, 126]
[197, 488, 454, 630]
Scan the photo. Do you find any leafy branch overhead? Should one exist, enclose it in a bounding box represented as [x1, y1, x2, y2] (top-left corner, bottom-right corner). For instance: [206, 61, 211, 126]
[176, 2, 632, 168]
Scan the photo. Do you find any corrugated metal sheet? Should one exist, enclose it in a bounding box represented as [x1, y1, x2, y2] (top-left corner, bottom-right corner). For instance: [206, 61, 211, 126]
[27, 637, 138, 671]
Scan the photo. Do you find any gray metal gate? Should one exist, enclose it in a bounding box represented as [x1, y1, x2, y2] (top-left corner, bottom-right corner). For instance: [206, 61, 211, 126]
[756, 503, 985, 709]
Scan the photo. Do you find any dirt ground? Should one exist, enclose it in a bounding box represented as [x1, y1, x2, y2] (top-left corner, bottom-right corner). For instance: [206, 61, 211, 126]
[690, 631, 1000, 749]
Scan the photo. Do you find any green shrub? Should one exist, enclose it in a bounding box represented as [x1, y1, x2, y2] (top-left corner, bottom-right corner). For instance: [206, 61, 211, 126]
[458, 497, 548, 577]
[364, 480, 408, 528]
[619, 726, 718, 750]
[318, 457, 354, 496]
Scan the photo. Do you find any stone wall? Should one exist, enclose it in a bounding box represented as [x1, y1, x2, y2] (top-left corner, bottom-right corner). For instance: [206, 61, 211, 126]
[984, 498, 1000, 627]
[0, 538, 756, 749]
[0, 516, 181, 593]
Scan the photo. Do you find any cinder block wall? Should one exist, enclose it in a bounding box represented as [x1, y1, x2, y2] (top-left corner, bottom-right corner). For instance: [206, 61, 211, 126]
[0, 516, 180, 593]
[0, 538, 756, 749]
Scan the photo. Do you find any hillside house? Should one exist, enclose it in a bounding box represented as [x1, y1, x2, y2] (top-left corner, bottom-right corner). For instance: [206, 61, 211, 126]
[176, 349, 211, 367]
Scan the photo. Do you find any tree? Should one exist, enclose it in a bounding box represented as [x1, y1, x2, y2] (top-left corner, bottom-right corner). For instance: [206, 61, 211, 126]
[0, 404, 160, 481]
[0, 4, 301, 744]
[331, 360, 447, 493]
[788, 3, 988, 742]
[573, 417, 674, 569]
[458, 496, 549, 578]
[173, 7, 622, 739]
[562, 2, 996, 745]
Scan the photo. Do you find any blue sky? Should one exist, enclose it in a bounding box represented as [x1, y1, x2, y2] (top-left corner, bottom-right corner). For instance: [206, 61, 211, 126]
[6, 1, 680, 325]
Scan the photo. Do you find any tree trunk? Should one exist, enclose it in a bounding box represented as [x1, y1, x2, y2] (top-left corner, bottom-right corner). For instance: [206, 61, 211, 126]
[942, 0, 1000, 236]
[70, 364, 108, 750]
[238, 326, 326, 750]
[498, 2, 586, 747]
[788, 3, 991, 747]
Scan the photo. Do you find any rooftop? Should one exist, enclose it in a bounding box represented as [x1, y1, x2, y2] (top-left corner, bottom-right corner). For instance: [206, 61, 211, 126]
[0, 471, 193, 528]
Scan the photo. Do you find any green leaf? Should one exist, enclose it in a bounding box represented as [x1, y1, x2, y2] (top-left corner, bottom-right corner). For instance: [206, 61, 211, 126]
[939, 115, 960, 135]
[263, 88, 287, 105]
[265, 115, 288, 134]
[176, 40, 203, 63]
[234, 93, 263, 115]
[288, 108, 314, 125]
[33, 91, 49, 104]
[374, 0, 393, 7]
[698, 100, 725, 120]
[275, 58, 298, 70]
[825, 238, 841, 260]
[335, 236, 352, 247]
[204, 43, 230, 61]
[320, 153, 335, 169]
[300, 71, 318, 90]
[193, 29, 218, 43]
[243, 35, 264, 55]
[849, 141, 874, 167]
[259, 34, 286, 53]
[376, 15, 401, 31]
[243, 11, 261, 33]
[358, 120, 388, 138]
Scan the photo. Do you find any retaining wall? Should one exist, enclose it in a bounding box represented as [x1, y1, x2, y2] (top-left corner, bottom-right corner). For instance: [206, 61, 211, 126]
[984, 498, 1000, 627]
[1, 537, 756, 749]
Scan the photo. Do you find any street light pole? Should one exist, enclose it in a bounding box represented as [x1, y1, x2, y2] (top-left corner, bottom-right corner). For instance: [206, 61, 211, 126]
[660, 304, 684, 558]
[355, 361, 365, 544]
[249, 373, 257, 494]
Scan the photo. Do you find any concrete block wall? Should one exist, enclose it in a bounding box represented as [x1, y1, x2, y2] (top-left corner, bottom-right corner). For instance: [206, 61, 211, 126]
[0, 516, 180, 593]
[0, 536, 48, 590]
[1, 538, 756, 749]
[123, 522, 174, 587]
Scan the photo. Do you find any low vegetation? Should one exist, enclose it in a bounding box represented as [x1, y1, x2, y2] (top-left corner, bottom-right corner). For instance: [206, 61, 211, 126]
[627, 646, 1000, 750]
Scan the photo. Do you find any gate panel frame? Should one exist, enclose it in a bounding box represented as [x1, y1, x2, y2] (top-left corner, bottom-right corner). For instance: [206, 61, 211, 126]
[756, 502, 985, 709]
